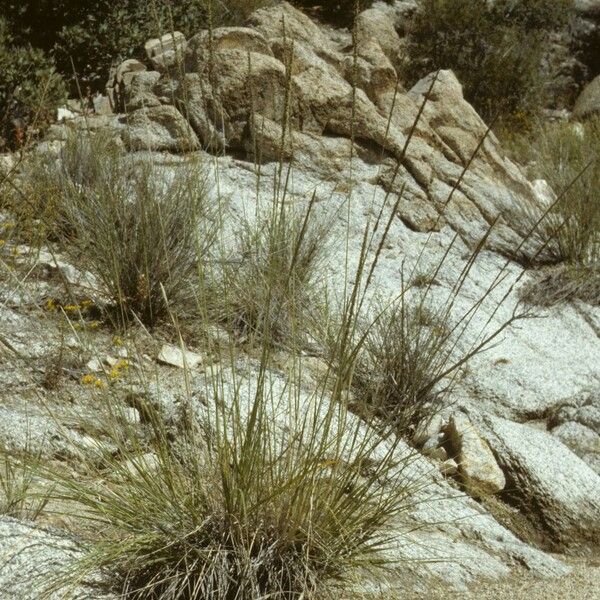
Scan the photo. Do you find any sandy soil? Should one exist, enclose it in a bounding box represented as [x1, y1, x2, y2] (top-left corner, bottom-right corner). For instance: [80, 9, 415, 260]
[422, 559, 600, 600]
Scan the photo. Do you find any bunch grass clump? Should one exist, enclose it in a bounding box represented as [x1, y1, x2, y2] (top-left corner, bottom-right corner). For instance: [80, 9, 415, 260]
[0, 443, 48, 521]
[352, 236, 526, 437]
[36, 314, 421, 599]
[23, 132, 216, 327]
[354, 295, 453, 433]
[510, 118, 600, 266]
[28, 120, 429, 597]
[217, 192, 330, 348]
[505, 117, 600, 305]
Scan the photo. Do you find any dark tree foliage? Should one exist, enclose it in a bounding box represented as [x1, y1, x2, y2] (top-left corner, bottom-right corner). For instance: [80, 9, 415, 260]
[3, 1, 208, 90]
[290, 1, 374, 28]
[404, 0, 573, 124]
[0, 18, 66, 149]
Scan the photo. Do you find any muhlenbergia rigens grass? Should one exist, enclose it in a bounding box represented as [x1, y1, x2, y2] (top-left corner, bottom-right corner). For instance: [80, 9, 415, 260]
[215, 191, 330, 349]
[2, 4, 593, 599]
[503, 117, 600, 305]
[30, 165, 429, 598]
[19, 132, 217, 328]
[0, 441, 49, 521]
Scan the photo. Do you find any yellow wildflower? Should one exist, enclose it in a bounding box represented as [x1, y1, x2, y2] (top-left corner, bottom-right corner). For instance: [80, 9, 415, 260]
[64, 304, 80, 313]
[44, 298, 57, 312]
[109, 359, 130, 380]
[82, 373, 106, 388]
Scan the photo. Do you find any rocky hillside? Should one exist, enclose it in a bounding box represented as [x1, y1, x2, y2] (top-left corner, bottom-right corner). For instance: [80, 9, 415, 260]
[0, 2, 599, 599]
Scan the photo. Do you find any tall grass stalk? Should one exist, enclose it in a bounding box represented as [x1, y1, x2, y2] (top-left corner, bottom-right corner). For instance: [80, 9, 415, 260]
[19, 132, 217, 327]
[0, 442, 49, 521]
[502, 118, 600, 305]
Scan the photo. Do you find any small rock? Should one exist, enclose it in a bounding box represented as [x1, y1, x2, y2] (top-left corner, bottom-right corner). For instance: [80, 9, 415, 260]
[116, 347, 129, 359]
[421, 433, 448, 461]
[121, 452, 160, 477]
[104, 355, 119, 368]
[118, 407, 141, 425]
[551, 421, 599, 456]
[145, 31, 187, 70]
[115, 59, 147, 86]
[85, 358, 103, 372]
[413, 413, 444, 447]
[440, 458, 459, 476]
[93, 93, 113, 116]
[445, 413, 506, 497]
[121, 104, 199, 152]
[476, 413, 600, 553]
[57, 106, 77, 122]
[157, 343, 202, 369]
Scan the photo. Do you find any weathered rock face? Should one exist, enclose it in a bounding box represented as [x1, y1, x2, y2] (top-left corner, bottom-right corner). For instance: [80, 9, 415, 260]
[0, 517, 115, 600]
[80, 1, 551, 259]
[445, 412, 506, 497]
[474, 413, 600, 554]
[106, 58, 147, 113]
[548, 389, 600, 473]
[145, 31, 187, 71]
[574, 73, 600, 118]
[121, 105, 199, 152]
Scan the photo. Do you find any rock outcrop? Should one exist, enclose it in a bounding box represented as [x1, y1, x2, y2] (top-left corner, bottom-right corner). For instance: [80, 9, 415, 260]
[474, 413, 600, 554]
[445, 413, 506, 497]
[0, 517, 115, 600]
[74, 3, 555, 261]
[574, 73, 600, 118]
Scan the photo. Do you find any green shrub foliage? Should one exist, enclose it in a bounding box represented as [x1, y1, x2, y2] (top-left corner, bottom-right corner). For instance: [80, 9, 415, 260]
[2, 1, 209, 91]
[291, 1, 374, 27]
[0, 18, 66, 150]
[405, 0, 573, 123]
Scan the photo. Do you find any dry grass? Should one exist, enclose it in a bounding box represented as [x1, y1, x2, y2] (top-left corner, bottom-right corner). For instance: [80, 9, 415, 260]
[0, 442, 49, 521]
[519, 263, 600, 307]
[34, 324, 423, 599]
[18, 132, 217, 327]
[504, 117, 600, 305]
[215, 193, 330, 349]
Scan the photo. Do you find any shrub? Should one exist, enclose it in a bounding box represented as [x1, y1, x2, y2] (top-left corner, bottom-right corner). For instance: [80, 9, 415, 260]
[0, 18, 66, 150]
[290, 1, 373, 27]
[491, 0, 572, 31]
[24, 132, 216, 327]
[404, 0, 572, 124]
[2, 1, 273, 93]
[519, 263, 600, 307]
